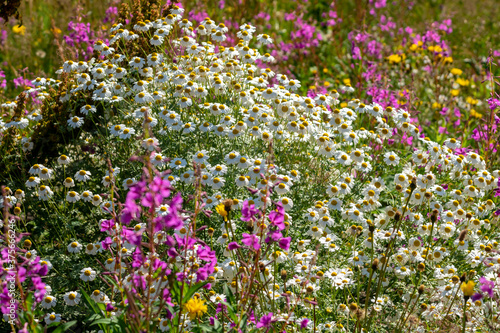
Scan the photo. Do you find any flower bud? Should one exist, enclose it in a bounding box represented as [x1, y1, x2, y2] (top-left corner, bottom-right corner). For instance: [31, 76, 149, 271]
[349, 302, 358, 312]
[23, 239, 32, 248]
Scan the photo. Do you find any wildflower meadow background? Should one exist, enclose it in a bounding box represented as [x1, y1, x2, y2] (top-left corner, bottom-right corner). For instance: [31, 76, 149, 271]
[1, 0, 500, 332]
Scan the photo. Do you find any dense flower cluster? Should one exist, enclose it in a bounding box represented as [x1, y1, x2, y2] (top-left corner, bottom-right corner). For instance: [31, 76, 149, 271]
[1, 3, 500, 332]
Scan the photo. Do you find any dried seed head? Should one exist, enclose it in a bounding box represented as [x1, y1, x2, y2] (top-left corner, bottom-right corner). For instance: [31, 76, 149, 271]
[394, 211, 401, 222]
[459, 229, 468, 242]
[223, 199, 233, 212]
[246, 220, 254, 232]
[418, 285, 425, 294]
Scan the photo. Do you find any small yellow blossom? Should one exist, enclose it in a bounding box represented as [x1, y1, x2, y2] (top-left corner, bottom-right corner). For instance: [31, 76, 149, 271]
[470, 109, 482, 119]
[456, 78, 469, 86]
[343, 78, 351, 85]
[183, 297, 208, 320]
[451, 68, 463, 75]
[387, 54, 403, 64]
[12, 25, 26, 35]
[461, 280, 475, 297]
[409, 43, 418, 51]
[215, 204, 228, 221]
[451, 89, 460, 97]
[432, 102, 441, 109]
[466, 96, 478, 105]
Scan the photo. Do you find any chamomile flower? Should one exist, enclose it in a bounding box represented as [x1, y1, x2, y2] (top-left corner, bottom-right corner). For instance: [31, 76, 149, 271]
[41, 295, 57, 309]
[68, 116, 84, 128]
[44, 312, 61, 324]
[63, 291, 81, 306]
[80, 267, 97, 281]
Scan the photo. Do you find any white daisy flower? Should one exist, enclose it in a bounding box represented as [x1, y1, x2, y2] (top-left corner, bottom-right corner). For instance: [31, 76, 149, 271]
[80, 267, 97, 281]
[67, 241, 82, 253]
[68, 116, 84, 128]
[75, 170, 91, 182]
[41, 295, 57, 309]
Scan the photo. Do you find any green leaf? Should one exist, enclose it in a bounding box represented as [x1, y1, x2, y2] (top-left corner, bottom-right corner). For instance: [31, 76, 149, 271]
[81, 289, 101, 315]
[89, 318, 120, 327]
[53, 320, 77, 333]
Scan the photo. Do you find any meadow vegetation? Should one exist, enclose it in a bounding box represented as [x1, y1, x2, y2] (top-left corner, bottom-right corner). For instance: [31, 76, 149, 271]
[1, 0, 500, 332]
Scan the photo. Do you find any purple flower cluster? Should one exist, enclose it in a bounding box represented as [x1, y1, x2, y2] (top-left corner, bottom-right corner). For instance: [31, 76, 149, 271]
[0, 218, 47, 323]
[63, 21, 96, 60]
[100, 172, 217, 310]
[472, 276, 496, 301]
[229, 201, 290, 252]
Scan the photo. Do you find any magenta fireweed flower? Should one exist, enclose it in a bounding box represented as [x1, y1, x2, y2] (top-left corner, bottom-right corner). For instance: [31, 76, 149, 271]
[242, 233, 260, 250]
[479, 277, 495, 298]
[268, 204, 285, 230]
[100, 218, 116, 232]
[300, 318, 310, 329]
[256, 312, 275, 329]
[241, 200, 259, 222]
[278, 237, 291, 251]
[228, 242, 241, 250]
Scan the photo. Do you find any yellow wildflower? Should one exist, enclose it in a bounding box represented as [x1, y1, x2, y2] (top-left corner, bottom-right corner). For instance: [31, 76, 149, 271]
[451, 68, 463, 75]
[443, 56, 453, 63]
[343, 78, 351, 85]
[387, 54, 403, 64]
[470, 110, 482, 119]
[456, 78, 469, 86]
[432, 102, 441, 109]
[451, 89, 460, 97]
[466, 96, 478, 105]
[12, 25, 26, 35]
[51, 27, 62, 35]
[409, 43, 418, 51]
[183, 297, 207, 320]
[461, 280, 475, 297]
